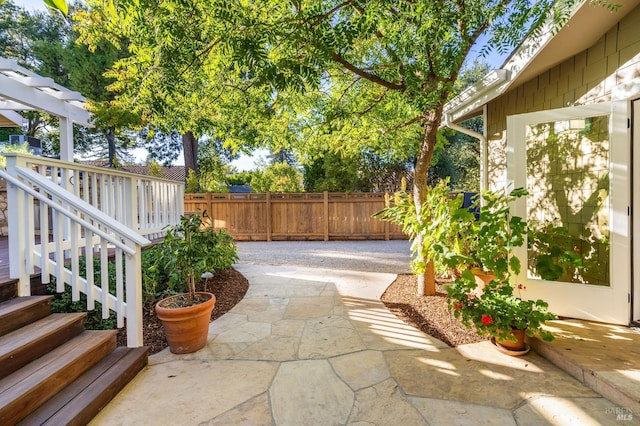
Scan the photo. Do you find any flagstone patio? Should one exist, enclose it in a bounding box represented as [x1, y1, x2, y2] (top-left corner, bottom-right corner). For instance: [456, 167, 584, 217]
[91, 258, 636, 425]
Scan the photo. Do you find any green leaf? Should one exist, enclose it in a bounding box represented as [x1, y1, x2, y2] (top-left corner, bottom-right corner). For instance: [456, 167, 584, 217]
[43, 0, 68, 16]
[510, 187, 528, 197]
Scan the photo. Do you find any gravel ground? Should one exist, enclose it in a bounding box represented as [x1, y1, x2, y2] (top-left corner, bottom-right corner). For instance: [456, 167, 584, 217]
[235, 240, 413, 273]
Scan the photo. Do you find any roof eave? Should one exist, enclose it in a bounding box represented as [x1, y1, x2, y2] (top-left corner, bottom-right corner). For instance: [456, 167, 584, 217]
[443, 69, 511, 125]
[444, 0, 640, 124]
[0, 110, 26, 127]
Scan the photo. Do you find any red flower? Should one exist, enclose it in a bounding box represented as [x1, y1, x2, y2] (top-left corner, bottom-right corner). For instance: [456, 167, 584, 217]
[517, 283, 527, 290]
[454, 302, 464, 310]
[481, 314, 493, 325]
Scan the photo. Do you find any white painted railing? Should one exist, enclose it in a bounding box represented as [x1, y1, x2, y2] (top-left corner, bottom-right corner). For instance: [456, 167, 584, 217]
[17, 155, 184, 239]
[1, 153, 184, 347]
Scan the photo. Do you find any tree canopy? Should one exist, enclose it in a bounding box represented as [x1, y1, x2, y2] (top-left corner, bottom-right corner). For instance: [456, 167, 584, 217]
[76, 0, 599, 294]
[76, 0, 587, 174]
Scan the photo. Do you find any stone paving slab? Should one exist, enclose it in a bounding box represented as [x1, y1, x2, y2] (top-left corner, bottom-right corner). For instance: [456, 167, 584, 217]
[329, 350, 390, 391]
[92, 359, 278, 425]
[92, 254, 636, 425]
[270, 360, 354, 425]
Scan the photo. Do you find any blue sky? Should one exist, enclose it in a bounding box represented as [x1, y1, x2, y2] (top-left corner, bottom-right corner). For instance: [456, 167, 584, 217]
[12, 0, 46, 12]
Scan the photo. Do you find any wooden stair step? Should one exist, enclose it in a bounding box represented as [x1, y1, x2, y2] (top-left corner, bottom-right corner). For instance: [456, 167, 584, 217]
[28, 274, 47, 296]
[0, 274, 47, 304]
[0, 296, 54, 337]
[18, 347, 148, 426]
[0, 330, 117, 425]
[0, 312, 86, 380]
[0, 279, 17, 303]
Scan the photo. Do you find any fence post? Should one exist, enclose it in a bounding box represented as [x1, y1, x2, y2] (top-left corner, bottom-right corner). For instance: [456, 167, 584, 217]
[323, 191, 329, 241]
[266, 191, 272, 242]
[384, 193, 390, 240]
[124, 175, 138, 232]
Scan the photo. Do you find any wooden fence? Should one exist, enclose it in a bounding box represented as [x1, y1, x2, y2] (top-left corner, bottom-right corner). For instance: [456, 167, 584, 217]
[184, 192, 407, 241]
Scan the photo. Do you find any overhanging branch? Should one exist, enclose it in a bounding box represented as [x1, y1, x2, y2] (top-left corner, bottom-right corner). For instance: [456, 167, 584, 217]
[331, 52, 405, 91]
[383, 115, 423, 135]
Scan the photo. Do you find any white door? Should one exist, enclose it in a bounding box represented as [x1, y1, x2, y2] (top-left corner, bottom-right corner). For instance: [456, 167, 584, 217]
[633, 98, 640, 323]
[507, 102, 630, 325]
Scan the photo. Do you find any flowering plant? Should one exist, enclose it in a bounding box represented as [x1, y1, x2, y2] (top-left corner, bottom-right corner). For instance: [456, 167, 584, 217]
[444, 188, 556, 342]
[447, 276, 556, 342]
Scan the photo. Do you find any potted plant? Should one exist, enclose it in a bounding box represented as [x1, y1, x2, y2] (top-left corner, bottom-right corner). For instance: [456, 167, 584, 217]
[447, 277, 556, 352]
[153, 213, 238, 354]
[443, 188, 557, 353]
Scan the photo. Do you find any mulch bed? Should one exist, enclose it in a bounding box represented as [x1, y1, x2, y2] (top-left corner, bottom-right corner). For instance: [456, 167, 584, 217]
[381, 274, 485, 347]
[117, 268, 249, 354]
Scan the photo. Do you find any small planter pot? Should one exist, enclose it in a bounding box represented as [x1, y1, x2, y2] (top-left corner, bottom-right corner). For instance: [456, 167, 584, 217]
[155, 292, 216, 354]
[493, 328, 530, 356]
[496, 328, 527, 350]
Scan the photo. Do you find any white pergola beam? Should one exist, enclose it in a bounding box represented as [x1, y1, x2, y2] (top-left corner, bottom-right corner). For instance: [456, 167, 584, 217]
[0, 73, 92, 127]
[0, 57, 22, 73]
[43, 88, 85, 101]
[0, 56, 93, 159]
[0, 100, 37, 110]
[22, 76, 56, 88]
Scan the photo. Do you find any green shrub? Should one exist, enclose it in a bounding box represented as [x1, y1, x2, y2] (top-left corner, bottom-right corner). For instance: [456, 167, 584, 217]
[48, 282, 118, 330]
[185, 169, 200, 193]
[48, 255, 118, 330]
[149, 213, 238, 299]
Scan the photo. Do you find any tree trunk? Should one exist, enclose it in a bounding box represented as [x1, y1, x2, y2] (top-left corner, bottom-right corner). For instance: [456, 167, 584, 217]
[106, 128, 116, 167]
[25, 115, 42, 137]
[182, 131, 198, 179]
[412, 108, 444, 296]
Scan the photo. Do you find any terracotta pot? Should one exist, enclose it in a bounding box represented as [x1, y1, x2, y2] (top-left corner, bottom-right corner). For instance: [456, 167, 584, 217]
[470, 268, 497, 295]
[155, 292, 216, 354]
[496, 328, 527, 351]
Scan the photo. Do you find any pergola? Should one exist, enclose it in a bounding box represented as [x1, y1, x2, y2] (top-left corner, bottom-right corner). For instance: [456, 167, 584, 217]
[0, 57, 92, 161]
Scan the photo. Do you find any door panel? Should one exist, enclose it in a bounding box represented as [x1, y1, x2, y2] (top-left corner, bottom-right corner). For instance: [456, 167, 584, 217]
[507, 103, 630, 324]
[633, 98, 640, 322]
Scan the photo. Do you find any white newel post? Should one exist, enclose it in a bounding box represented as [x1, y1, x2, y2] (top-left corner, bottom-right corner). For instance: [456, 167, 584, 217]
[124, 175, 143, 347]
[5, 154, 31, 295]
[125, 246, 143, 347]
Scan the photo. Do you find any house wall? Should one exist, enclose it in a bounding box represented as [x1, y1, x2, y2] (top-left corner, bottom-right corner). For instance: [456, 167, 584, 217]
[486, 4, 640, 190]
